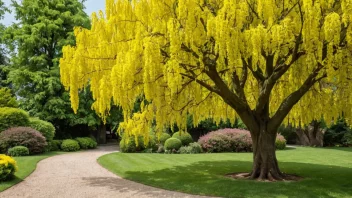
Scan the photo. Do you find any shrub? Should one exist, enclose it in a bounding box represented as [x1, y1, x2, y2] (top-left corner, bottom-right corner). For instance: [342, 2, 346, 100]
[0, 108, 30, 132]
[0, 127, 47, 154]
[46, 141, 60, 152]
[179, 143, 203, 154]
[199, 128, 287, 153]
[61, 139, 80, 152]
[164, 138, 182, 151]
[158, 133, 171, 145]
[198, 129, 252, 153]
[119, 134, 157, 153]
[324, 119, 351, 146]
[8, 146, 29, 156]
[172, 132, 193, 146]
[275, 134, 287, 150]
[0, 154, 17, 181]
[29, 118, 55, 141]
[84, 137, 98, 149]
[75, 137, 90, 149]
[343, 131, 352, 146]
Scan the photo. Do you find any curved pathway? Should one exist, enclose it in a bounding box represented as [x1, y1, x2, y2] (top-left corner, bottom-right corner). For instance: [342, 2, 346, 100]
[1, 145, 208, 198]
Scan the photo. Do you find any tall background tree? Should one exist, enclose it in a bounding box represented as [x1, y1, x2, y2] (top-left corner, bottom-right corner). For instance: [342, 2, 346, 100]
[4, 0, 122, 141]
[0, 0, 10, 87]
[61, 0, 352, 180]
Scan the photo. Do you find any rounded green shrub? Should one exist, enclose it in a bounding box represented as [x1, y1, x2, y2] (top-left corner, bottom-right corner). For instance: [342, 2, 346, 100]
[75, 137, 90, 149]
[158, 133, 171, 145]
[8, 146, 29, 157]
[61, 139, 80, 152]
[164, 138, 182, 151]
[0, 154, 17, 181]
[29, 118, 55, 141]
[172, 132, 193, 146]
[84, 137, 98, 149]
[275, 134, 287, 150]
[0, 127, 47, 154]
[46, 140, 62, 151]
[0, 108, 30, 132]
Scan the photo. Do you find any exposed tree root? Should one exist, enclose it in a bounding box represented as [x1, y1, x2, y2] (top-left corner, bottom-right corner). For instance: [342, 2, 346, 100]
[226, 172, 302, 182]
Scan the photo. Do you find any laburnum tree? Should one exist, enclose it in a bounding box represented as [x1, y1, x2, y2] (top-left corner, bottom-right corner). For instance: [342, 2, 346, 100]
[60, 0, 352, 180]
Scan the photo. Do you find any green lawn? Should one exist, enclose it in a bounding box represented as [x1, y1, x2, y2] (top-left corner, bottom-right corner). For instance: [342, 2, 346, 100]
[98, 147, 352, 198]
[0, 152, 63, 192]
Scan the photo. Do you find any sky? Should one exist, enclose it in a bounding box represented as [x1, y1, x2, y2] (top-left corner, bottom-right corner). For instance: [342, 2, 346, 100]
[1, 0, 106, 26]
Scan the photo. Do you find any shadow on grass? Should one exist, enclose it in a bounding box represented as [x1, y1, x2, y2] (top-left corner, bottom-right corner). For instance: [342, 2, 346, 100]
[119, 160, 352, 198]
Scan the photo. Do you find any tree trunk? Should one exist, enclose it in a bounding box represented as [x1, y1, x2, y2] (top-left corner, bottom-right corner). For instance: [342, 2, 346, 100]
[250, 130, 283, 181]
[98, 124, 106, 144]
[296, 121, 324, 147]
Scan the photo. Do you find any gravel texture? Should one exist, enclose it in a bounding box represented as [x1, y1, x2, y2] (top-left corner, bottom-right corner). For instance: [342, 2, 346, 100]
[1, 145, 208, 198]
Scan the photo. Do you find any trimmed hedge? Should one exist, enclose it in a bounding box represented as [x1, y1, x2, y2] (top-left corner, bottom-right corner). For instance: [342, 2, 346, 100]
[61, 139, 80, 152]
[0, 108, 30, 132]
[0, 154, 17, 181]
[0, 127, 47, 154]
[8, 146, 29, 157]
[29, 118, 55, 141]
[164, 138, 182, 151]
[172, 132, 193, 146]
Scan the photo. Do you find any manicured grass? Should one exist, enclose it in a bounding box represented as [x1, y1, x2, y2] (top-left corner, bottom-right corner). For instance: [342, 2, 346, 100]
[0, 152, 63, 192]
[98, 147, 352, 198]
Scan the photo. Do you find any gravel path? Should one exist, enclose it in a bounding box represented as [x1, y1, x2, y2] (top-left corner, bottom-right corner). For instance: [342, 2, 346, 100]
[1, 145, 208, 198]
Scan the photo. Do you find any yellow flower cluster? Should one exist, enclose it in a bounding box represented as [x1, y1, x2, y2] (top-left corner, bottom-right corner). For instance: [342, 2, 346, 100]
[60, 0, 352, 141]
[0, 154, 18, 180]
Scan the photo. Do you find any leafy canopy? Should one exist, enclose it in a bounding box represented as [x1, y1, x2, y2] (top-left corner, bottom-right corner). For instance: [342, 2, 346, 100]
[60, 0, 352, 140]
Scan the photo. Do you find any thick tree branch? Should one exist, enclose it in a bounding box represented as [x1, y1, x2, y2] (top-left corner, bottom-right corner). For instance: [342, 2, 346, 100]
[268, 64, 327, 132]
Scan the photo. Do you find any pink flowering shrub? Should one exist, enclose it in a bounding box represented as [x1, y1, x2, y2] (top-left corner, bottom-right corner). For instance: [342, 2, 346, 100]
[198, 129, 252, 153]
[198, 128, 286, 153]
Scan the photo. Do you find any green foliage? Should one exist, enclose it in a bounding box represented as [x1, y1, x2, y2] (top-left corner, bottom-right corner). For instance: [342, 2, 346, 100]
[324, 119, 352, 147]
[119, 133, 157, 153]
[172, 132, 193, 146]
[0, 154, 17, 182]
[0, 127, 47, 154]
[164, 138, 182, 151]
[278, 125, 298, 144]
[84, 137, 98, 149]
[74, 137, 97, 149]
[60, 139, 80, 152]
[0, 88, 18, 108]
[179, 143, 203, 154]
[29, 118, 55, 141]
[8, 146, 29, 157]
[2, 0, 117, 137]
[0, 107, 30, 132]
[158, 133, 171, 145]
[46, 140, 61, 152]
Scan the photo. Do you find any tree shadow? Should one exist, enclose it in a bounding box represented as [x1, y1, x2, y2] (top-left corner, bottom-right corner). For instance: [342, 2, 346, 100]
[120, 160, 352, 198]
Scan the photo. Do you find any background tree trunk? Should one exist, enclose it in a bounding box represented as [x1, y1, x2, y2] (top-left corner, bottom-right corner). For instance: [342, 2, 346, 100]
[97, 124, 106, 144]
[296, 121, 324, 147]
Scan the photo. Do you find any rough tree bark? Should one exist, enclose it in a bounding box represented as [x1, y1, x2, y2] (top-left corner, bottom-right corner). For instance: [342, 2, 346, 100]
[296, 120, 324, 147]
[247, 120, 283, 181]
[97, 124, 106, 144]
